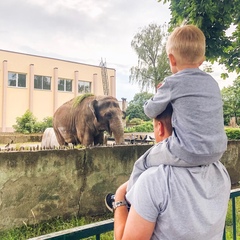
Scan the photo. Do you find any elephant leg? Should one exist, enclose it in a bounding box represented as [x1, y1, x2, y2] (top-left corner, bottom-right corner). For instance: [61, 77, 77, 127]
[94, 132, 104, 145]
[55, 126, 79, 146]
[54, 128, 66, 146]
[76, 130, 94, 147]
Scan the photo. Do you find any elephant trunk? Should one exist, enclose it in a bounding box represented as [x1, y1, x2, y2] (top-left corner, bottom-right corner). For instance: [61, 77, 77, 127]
[110, 119, 125, 145]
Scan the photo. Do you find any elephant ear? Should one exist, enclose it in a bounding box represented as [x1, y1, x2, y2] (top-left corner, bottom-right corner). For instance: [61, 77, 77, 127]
[89, 99, 100, 121]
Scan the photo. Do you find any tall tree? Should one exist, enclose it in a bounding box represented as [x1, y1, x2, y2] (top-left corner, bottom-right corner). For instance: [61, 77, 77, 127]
[129, 24, 171, 92]
[126, 92, 154, 121]
[158, 0, 240, 74]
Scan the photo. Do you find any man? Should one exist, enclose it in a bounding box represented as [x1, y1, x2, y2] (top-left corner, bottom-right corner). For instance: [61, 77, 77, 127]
[113, 104, 231, 240]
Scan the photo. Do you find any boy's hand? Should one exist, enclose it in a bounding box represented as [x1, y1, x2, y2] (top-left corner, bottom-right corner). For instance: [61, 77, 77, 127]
[157, 82, 163, 89]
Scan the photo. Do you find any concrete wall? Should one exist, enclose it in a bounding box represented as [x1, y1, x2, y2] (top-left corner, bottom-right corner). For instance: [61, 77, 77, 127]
[221, 140, 240, 185]
[0, 145, 150, 230]
[0, 133, 42, 145]
[0, 141, 239, 230]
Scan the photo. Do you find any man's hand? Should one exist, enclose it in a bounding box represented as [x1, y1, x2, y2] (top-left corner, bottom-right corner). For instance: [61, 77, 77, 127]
[115, 181, 128, 202]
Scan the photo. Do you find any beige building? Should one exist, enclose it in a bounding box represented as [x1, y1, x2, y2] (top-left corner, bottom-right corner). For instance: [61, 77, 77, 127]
[0, 49, 116, 132]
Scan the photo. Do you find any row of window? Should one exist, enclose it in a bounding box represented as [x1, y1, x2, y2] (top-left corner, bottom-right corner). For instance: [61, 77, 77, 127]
[7, 72, 91, 93]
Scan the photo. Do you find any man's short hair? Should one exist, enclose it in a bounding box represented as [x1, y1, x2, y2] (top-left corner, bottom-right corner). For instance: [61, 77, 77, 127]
[155, 103, 173, 121]
[155, 103, 173, 134]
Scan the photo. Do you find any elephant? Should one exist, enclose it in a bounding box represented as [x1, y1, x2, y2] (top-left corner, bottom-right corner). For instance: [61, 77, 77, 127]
[53, 94, 125, 146]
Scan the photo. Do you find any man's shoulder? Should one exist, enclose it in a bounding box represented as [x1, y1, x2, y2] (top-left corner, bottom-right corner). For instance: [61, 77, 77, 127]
[141, 162, 229, 182]
[138, 165, 175, 185]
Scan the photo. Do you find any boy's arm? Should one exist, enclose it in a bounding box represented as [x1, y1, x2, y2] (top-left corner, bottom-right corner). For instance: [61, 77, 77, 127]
[144, 81, 171, 119]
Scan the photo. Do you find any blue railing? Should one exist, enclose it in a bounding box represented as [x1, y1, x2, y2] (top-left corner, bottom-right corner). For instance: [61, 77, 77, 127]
[29, 188, 240, 240]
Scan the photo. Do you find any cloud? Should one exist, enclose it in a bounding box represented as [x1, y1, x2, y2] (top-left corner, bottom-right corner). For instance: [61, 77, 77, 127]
[0, 0, 234, 102]
[0, 0, 173, 101]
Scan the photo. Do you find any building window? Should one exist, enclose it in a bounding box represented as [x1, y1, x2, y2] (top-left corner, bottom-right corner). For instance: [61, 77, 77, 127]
[8, 72, 26, 87]
[78, 81, 91, 93]
[34, 75, 51, 90]
[58, 78, 72, 92]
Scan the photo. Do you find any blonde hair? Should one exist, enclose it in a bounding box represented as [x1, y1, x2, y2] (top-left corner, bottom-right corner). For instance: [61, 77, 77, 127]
[166, 25, 205, 65]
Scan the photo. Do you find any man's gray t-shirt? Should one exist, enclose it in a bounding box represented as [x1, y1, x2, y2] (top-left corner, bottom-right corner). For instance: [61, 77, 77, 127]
[126, 162, 230, 240]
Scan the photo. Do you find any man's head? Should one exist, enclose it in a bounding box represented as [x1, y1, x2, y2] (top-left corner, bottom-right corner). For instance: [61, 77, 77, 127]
[166, 25, 205, 72]
[153, 103, 173, 142]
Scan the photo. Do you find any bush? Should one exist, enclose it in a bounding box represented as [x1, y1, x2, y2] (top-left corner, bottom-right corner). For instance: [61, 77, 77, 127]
[34, 117, 53, 133]
[125, 121, 153, 133]
[128, 118, 144, 125]
[13, 110, 53, 134]
[225, 127, 240, 140]
[124, 123, 240, 140]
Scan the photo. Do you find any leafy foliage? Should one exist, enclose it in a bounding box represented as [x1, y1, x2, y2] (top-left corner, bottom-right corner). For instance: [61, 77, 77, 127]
[128, 118, 144, 125]
[158, 0, 240, 74]
[73, 93, 94, 108]
[221, 76, 240, 125]
[125, 121, 153, 133]
[13, 110, 53, 133]
[129, 23, 171, 92]
[225, 128, 240, 140]
[126, 92, 154, 121]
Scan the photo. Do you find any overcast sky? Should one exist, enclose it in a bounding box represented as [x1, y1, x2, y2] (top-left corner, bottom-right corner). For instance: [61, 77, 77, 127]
[0, 0, 235, 101]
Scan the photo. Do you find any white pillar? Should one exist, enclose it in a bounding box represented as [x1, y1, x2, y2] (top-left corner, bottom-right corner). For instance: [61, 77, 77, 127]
[110, 75, 116, 97]
[53, 67, 58, 112]
[74, 71, 79, 97]
[93, 73, 98, 95]
[29, 64, 34, 112]
[2, 60, 7, 132]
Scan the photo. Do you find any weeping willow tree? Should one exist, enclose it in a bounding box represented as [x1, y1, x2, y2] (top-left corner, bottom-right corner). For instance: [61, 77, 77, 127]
[129, 23, 171, 93]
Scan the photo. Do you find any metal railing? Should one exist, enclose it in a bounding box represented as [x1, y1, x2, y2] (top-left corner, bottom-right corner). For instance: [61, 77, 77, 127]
[223, 188, 240, 240]
[29, 188, 240, 240]
[28, 218, 114, 240]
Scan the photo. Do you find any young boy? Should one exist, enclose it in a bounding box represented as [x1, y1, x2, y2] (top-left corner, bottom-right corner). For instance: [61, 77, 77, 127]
[105, 24, 227, 211]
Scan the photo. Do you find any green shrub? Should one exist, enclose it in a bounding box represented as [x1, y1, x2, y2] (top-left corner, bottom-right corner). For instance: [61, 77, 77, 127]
[225, 128, 240, 140]
[13, 110, 37, 134]
[128, 118, 144, 125]
[35, 117, 53, 133]
[125, 121, 153, 133]
[125, 122, 240, 140]
[13, 110, 53, 134]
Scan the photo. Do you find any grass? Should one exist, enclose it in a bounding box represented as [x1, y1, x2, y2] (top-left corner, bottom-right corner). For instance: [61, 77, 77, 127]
[225, 193, 240, 239]
[0, 214, 113, 240]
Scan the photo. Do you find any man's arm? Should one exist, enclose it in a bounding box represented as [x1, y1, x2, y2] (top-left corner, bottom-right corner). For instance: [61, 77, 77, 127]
[114, 182, 155, 240]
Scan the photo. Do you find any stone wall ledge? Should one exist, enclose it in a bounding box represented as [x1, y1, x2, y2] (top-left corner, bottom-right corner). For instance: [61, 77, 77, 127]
[0, 141, 239, 230]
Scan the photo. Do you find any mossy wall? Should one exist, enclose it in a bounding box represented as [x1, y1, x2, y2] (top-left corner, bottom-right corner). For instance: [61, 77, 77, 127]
[0, 145, 150, 230]
[0, 141, 239, 230]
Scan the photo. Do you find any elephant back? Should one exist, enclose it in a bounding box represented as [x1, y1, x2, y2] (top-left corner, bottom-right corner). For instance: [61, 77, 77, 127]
[71, 93, 95, 109]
